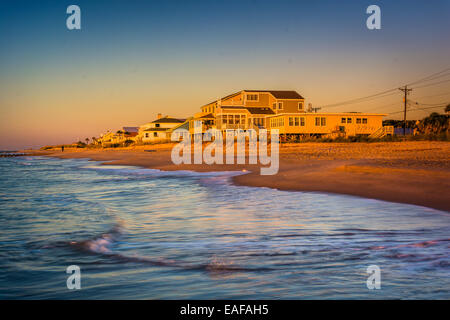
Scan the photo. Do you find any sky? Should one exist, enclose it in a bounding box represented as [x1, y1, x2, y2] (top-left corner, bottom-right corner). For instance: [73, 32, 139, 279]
[0, 0, 449, 149]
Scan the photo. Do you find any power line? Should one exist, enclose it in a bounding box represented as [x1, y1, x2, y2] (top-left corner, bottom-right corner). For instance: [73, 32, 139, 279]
[407, 67, 450, 86]
[363, 101, 399, 113]
[408, 105, 447, 112]
[409, 100, 450, 106]
[388, 105, 445, 116]
[388, 109, 410, 115]
[412, 91, 450, 100]
[319, 66, 450, 111]
[321, 89, 398, 109]
[411, 78, 450, 89]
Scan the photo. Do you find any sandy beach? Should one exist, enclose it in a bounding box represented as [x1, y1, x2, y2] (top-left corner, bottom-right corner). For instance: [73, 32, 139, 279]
[25, 141, 450, 212]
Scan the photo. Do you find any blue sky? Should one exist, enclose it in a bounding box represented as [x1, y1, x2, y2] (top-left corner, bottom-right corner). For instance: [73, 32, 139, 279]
[0, 0, 449, 149]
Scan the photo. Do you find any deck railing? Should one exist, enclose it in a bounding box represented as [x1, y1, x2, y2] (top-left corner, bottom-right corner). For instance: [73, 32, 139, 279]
[369, 126, 394, 138]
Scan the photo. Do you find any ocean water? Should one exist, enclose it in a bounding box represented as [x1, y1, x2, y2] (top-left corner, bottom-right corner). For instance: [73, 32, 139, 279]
[0, 156, 449, 299]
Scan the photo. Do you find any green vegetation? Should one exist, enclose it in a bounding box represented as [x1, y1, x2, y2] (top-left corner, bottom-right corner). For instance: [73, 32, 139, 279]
[282, 132, 449, 143]
[414, 112, 449, 135]
[382, 119, 416, 128]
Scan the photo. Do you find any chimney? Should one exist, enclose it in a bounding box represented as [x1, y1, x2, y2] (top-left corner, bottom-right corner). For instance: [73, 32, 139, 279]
[157, 113, 162, 119]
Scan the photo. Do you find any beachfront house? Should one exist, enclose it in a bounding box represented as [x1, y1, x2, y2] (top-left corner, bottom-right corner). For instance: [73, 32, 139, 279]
[98, 131, 114, 147]
[98, 127, 139, 147]
[193, 90, 391, 139]
[122, 127, 139, 138]
[196, 90, 305, 133]
[114, 127, 139, 143]
[267, 112, 390, 139]
[138, 114, 185, 143]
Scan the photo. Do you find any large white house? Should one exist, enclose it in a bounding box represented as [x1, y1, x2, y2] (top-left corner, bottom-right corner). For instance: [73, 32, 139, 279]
[138, 114, 185, 143]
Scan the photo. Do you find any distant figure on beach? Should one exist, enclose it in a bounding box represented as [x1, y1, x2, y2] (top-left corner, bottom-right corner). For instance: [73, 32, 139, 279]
[61, 146, 64, 152]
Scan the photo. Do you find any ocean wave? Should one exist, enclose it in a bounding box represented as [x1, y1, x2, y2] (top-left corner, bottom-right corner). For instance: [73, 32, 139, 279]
[81, 163, 247, 179]
[66, 222, 272, 273]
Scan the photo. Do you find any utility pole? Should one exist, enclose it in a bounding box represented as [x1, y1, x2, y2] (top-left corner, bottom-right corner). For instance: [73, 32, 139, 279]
[399, 86, 412, 135]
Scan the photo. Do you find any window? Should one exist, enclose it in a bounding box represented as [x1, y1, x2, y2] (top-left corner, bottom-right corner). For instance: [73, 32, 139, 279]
[356, 118, 362, 124]
[254, 118, 264, 126]
[272, 103, 276, 110]
[362, 118, 368, 124]
[155, 123, 160, 128]
[145, 133, 149, 138]
[289, 117, 294, 126]
[294, 117, 299, 126]
[298, 102, 303, 110]
[153, 132, 158, 137]
[300, 117, 305, 126]
[278, 102, 283, 110]
[247, 94, 258, 101]
[341, 118, 346, 124]
[347, 118, 352, 124]
[316, 117, 326, 126]
[274, 117, 284, 127]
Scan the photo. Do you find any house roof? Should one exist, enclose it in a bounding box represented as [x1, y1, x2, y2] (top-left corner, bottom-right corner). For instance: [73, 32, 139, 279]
[195, 113, 215, 119]
[246, 107, 275, 115]
[170, 121, 190, 131]
[245, 90, 304, 99]
[151, 117, 184, 124]
[143, 127, 170, 132]
[203, 90, 304, 106]
[219, 106, 275, 115]
[123, 126, 139, 133]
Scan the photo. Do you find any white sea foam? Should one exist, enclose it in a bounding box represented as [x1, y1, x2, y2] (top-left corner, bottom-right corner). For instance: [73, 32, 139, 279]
[82, 163, 247, 178]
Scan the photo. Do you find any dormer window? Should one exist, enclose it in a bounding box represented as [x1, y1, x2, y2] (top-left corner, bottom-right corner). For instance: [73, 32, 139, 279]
[246, 94, 259, 101]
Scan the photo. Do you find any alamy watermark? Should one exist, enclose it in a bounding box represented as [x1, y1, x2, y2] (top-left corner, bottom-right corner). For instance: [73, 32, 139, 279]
[66, 5, 81, 30]
[66, 265, 81, 289]
[366, 265, 381, 290]
[366, 5, 381, 30]
[170, 121, 279, 175]
[65, 5, 380, 32]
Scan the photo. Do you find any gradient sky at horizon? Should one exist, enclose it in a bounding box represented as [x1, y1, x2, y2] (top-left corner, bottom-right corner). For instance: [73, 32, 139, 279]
[1, 0, 449, 149]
